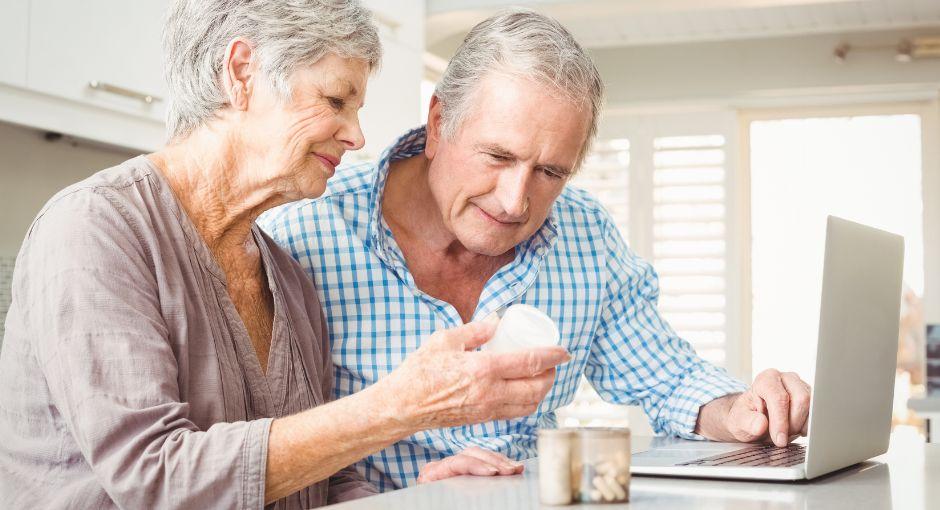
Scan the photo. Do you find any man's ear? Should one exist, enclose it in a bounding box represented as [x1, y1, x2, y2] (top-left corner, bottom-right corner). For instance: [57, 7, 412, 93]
[425, 95, 444, 159]
[221, 38, 254, 111]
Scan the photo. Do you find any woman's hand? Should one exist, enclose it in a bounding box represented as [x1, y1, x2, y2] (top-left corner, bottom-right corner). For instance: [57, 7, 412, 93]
[417, 447, 524, 484]
[266, 321, 568, 503]
[376, 321, 571, 432]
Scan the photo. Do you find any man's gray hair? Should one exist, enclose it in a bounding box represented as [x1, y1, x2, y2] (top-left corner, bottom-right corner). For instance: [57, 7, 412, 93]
[162, 0, 381, 140]
[434, 8, 604, 163]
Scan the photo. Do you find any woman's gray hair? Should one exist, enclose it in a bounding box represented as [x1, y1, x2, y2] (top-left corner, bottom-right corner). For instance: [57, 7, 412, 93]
[162, 0, 381, 140]
[434, 8, 604, 164]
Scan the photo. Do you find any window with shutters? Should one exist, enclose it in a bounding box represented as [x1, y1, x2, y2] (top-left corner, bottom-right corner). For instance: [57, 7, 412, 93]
[571, 138, 631, 237]
[652, 135, 729, 367]
[556, 112, 739, 430]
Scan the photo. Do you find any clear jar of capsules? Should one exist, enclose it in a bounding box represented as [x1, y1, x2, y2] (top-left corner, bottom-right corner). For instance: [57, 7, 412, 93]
[572, 428, 631, 504]
[537, 427, 631, 505]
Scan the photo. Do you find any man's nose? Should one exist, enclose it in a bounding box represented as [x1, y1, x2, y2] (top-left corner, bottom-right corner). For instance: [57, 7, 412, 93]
[496, 166, 531, 219]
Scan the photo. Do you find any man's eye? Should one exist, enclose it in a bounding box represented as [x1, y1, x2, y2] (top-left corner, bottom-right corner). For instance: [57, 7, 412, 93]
[542, 168, 563, 179]
[487, 153, 508, 162]
[327, 97, 345, 110]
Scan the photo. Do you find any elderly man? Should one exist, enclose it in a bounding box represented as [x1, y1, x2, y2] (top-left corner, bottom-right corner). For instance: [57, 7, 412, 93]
[260, 9, 811, 491]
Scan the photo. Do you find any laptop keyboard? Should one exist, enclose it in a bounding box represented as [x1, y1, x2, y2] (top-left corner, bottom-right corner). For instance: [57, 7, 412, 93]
[676, 443, 806, 468]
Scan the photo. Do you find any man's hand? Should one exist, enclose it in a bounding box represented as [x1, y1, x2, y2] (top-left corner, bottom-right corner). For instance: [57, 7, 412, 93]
[695, 369, 812, 447]
[375, 321, 571, 433]
[417, 447, 524, 484]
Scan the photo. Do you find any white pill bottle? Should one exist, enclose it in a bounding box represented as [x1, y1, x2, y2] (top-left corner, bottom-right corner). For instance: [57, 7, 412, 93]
[481, 304, 560, 353]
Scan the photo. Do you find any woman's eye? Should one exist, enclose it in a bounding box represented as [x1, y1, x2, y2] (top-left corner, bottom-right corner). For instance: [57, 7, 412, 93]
[327, 97, 345, 110]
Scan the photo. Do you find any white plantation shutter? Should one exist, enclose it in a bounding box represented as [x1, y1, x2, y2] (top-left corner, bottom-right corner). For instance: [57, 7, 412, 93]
[652, 135, 729, 366]
[571, 138, 631, 237]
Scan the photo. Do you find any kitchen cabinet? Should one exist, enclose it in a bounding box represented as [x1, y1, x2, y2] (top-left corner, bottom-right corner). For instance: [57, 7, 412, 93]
[26, 0, 168, 124]
[0, 0, 424, 154]
[0, 0, 30, 87]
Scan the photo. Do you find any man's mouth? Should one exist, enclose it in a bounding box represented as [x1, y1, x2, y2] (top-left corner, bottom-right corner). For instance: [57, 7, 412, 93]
[474, 204, 524, 226]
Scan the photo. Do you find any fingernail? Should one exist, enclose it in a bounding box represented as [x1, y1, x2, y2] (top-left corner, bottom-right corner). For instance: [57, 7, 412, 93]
[776, 433, 786, 446]
[488, 466, 498, 474]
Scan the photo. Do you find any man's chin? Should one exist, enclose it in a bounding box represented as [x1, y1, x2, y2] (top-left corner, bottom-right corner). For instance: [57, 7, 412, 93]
[457, 233, 518, 257]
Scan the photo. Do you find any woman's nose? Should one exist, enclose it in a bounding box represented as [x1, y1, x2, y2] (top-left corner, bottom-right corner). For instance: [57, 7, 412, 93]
[339, 115, 365, 151]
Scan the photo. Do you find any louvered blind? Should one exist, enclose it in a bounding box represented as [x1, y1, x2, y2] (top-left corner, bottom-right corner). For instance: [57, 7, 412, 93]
[571, 138, 630, 237]
[651, 135, 729, 366]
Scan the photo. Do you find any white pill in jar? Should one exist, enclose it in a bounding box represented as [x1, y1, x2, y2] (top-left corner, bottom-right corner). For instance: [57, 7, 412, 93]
[481, 304, 560, 353]
[573, 428, 631, 504]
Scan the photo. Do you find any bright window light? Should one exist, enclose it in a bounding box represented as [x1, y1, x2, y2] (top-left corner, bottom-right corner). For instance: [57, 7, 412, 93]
[749, 114, 924, 389]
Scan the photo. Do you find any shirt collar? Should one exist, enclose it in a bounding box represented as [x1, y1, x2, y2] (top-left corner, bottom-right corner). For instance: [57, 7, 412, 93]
[366, 126, 427, 253]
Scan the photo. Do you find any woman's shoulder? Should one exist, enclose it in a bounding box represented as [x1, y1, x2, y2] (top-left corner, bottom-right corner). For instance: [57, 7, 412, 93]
[23, 156, 163, 253]
[41, 155, 156, 207]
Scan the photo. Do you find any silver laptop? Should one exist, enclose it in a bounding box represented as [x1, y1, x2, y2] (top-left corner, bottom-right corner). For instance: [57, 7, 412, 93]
[631, 216, 904, 481]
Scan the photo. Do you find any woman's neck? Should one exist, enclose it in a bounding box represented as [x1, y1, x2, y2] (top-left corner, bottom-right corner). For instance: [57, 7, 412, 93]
[148, 126, 288, 254]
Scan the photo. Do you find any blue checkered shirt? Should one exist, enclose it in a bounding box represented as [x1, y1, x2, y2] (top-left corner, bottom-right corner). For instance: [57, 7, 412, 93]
[259, 126, 748, 491]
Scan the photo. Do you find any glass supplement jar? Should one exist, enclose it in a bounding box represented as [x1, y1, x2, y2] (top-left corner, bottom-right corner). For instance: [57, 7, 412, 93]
[573, 428, 631, 504]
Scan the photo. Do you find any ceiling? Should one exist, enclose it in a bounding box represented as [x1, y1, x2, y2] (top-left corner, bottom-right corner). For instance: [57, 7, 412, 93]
[427, 0, 940, 56]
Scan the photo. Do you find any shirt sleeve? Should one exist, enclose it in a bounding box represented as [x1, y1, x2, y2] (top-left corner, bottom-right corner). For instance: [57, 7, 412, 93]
[21, 189, 272, 509]
[583, 213, 748, 439]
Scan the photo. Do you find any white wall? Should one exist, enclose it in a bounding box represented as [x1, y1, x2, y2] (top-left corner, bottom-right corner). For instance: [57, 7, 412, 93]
[588, 27, 940, 108]
[355, 0, 427, 160]
[0, 122, 135, 256]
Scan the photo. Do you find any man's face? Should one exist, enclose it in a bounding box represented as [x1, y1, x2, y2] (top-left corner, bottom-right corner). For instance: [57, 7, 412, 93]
[424, 73, 591, 257]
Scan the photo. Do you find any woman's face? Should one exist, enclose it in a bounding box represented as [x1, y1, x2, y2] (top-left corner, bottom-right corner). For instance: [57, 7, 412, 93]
[241, 53, 369, 201]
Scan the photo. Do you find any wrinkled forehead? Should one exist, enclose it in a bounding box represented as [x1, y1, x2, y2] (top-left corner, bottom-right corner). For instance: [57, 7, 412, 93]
[455, 73, 592, 166]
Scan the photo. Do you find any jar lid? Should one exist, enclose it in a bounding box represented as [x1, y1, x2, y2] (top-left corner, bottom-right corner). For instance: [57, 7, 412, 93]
[576, 427, 631, 438]
[537, 428, 577, 437]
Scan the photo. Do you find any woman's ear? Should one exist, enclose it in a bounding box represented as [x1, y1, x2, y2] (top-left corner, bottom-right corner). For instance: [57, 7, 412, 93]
[425, 95, 443, 159]
[221, 38, 254, 111]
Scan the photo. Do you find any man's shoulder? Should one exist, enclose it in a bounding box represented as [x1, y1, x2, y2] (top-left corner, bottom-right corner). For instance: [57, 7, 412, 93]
[259, 161, 377, 233]
[553, 185, 615, 230]
[324, 160, 380, 198]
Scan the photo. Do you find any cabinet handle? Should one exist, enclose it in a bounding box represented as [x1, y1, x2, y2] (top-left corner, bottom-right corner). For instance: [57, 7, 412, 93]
[88, 81, 162, 104]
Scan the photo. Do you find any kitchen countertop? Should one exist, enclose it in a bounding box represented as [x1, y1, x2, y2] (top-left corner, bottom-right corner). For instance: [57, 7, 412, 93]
[325, 431, 940, 509]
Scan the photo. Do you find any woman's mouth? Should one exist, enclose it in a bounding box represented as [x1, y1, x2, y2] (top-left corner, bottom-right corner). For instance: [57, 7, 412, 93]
[312, 152, 340, 174]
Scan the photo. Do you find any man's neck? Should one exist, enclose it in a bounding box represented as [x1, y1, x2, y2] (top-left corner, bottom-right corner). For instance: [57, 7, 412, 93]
[382, 155, 514, 322]
[383, 154, 494, 266]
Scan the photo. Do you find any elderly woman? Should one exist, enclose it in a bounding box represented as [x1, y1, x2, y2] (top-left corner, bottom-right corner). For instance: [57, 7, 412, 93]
[0, 1, 570, 508]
